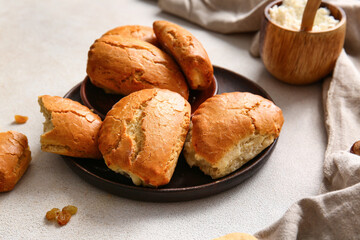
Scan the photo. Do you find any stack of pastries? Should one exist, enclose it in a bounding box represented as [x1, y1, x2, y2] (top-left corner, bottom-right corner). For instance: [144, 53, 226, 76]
[37, 21, 284, 187]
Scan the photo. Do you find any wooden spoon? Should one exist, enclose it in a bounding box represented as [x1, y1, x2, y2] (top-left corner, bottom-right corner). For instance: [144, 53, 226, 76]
[300, 0, 322, 31]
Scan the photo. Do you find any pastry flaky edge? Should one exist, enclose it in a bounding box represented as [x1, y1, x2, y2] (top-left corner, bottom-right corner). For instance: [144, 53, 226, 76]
[38, 95, 102, 159]
[0, 131, 32, 192]
[184, 92, 284, 179]
[153, 20, 214, 90]
[98, 88, 191, 187]
[102, 25, 159, 46]
[86, 35, 189, 99]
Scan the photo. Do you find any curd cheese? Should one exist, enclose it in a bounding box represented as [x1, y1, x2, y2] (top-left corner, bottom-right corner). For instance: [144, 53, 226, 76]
[269, 0, 339, 31]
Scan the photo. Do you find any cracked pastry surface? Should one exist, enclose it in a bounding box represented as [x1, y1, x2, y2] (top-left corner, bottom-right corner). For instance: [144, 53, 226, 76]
[98, 88, 191, 187]
[0, 131, 31, 192]
[86, 35, 189, 99]
[38, 95, 102, 159]
[102, 25, 159, 46]
[183, 92, 284, 179]
[153, 20, 214, 90]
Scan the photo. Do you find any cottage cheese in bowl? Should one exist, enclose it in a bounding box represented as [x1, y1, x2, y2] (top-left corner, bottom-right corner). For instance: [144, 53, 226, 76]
[269, 0, 339, 31]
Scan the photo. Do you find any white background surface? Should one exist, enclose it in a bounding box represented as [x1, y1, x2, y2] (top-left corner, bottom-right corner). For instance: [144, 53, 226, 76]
[0, 1, 326, 239]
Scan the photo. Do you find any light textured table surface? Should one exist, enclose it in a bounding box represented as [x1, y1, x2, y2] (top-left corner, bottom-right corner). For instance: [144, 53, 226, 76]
[0, 1, 326, 239]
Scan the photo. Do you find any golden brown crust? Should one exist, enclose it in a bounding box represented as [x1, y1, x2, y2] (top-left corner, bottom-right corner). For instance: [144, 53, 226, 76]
[191, 92, 284, 164]
[86, 35, 189, 99]
[103, 25, 159, 46]
[153, 20, 214, 90]
[0, 131, 31, 192]
[98, 88, 191, 187]
[213, 232, 258, 240]
[38, 95, 102, 159]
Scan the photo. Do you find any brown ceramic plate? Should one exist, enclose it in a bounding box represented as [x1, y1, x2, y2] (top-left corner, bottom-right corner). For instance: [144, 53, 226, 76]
[62, 66, 278, 202]
[80, 74, 218, 119]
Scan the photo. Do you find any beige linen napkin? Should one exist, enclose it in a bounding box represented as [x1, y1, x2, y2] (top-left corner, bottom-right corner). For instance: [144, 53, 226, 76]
[158, 0, 273, 33]
[256, 50, 360, 239]
[159, 0, 360, 239]
[158, 0, 360, 55]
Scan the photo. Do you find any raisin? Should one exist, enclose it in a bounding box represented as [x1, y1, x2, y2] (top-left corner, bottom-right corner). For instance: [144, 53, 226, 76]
[350, 140, 360, 156]
[45, 208, 60, 221]
[46, 205, 78, 226]
[62, 205, 78, 215]
[57, 211, 72, 226]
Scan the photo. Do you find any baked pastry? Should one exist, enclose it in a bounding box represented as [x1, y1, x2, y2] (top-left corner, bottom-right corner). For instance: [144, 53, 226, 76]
[153, 20, 214, 90]
[86, 35, 189, 99]
[0, 131, 32, 192]
[98, 88, 191, 187]
[213, 233, 258, 240]
[103, 25, 159, 46]
[38, 95, 102, 159]
[184, 92, 284, 179]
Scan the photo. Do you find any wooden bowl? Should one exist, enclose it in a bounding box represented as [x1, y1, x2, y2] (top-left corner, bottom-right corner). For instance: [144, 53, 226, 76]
[260, 0, 346, 85]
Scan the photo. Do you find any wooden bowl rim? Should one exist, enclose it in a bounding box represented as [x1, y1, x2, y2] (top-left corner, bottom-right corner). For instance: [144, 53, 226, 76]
[264, 0, 346, 33]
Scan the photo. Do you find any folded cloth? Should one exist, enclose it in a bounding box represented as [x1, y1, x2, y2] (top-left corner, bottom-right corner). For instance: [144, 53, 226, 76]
[158, 0, 360, 56]
[322, 50, 360, 192]
[158, 0, 273, 33]
[159, 0, 360, 239]
[256, 50, 360, 239]
[256, 177, 360, 239]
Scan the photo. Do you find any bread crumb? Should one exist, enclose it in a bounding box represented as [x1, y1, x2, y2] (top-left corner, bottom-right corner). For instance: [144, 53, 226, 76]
[14, 115, 28, 124]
